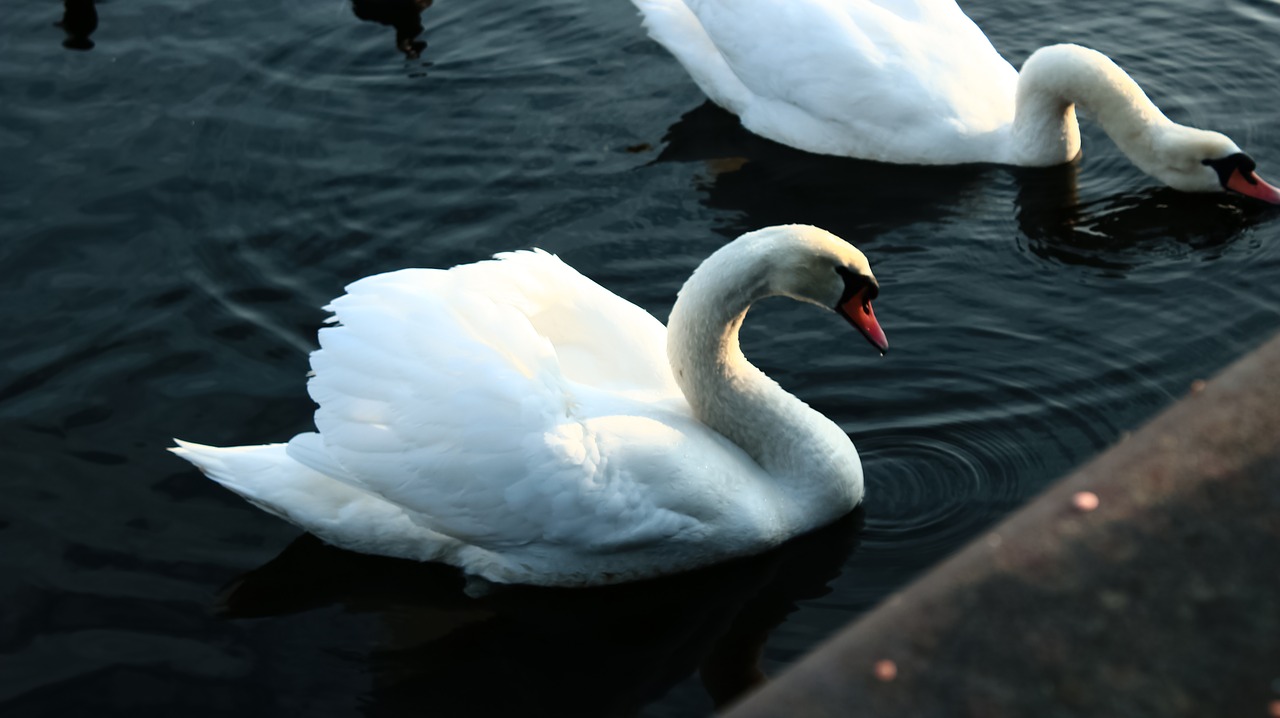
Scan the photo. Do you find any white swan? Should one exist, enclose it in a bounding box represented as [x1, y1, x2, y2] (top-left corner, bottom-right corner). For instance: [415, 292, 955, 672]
[172, 225, 888, 587]
[631, 0, 1280, 202]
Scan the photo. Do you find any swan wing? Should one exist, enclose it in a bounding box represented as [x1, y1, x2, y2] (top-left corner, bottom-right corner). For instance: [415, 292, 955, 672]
[655, 0, 1019, 161]
[295, 251, 698, 552]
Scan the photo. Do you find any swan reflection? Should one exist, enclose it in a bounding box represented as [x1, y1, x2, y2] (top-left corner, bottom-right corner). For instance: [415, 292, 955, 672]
[655, 102, 1267, 273]
[220, 509, 863, 716]
[1012, 162, 1266, 274]
[652, 102, 995, 241]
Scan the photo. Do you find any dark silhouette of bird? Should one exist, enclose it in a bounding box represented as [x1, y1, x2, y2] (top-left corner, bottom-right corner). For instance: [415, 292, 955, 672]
[351, 0, 433, 59]
[57, 0, 98, 50]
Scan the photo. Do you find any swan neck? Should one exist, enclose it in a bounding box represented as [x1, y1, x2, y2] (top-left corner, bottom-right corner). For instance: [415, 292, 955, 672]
[665, 242, 807, 473]
[1012, 44, 1170, 167]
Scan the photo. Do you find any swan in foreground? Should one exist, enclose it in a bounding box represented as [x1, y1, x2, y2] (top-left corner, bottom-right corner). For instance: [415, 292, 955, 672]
[631, 0, 1280, 202]
[172, 225, 888, 587]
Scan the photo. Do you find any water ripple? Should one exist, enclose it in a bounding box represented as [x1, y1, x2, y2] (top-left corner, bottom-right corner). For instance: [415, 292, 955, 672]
[861, 431, 1010, 550]
[4, 0, 1280, 716]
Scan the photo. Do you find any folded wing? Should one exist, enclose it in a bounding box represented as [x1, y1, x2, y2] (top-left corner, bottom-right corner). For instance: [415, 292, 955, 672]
[666, 0, 1019, 160]
[291, 250, 694, 551]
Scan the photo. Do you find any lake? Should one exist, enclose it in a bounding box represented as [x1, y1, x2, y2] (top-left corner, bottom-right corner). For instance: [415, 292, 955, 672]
[3, 0, 1279, 715]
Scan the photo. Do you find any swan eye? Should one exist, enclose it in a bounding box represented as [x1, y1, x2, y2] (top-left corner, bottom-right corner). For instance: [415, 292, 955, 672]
[834, 266, 878, 307]
[1202, 153, 1257, 187]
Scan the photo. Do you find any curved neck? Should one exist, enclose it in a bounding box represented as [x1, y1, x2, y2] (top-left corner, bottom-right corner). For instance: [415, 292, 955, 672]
[1011, 44, 1172, 167]
[665, 240, 820, 475]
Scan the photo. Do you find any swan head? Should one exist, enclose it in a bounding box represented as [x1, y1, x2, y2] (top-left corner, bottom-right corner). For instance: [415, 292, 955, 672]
[1146, 126, 1280, 203]
[757, 226, 889, 354]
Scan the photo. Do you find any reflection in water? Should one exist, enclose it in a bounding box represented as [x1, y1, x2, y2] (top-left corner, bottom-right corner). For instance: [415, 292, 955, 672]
[1012, 163, 1267, 274]
[658, 102, 1270, 270]
[57, 0, 97, 50]
[351, 0, 434, 59]
[654, 102, 998, 241]
[221, 510, 864, 716]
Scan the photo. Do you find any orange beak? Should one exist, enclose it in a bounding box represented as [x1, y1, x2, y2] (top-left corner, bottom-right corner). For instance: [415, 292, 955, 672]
[839, 287, 888, 354]
[1226, 167, 1280, 204]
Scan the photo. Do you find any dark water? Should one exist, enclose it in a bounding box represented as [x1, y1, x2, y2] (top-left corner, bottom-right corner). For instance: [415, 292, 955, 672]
[3, 0, 1280, 715]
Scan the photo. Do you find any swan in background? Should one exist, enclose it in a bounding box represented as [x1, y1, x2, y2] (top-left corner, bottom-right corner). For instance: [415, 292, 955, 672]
[172, 225, 888, 587]
[631, 0, 1280, 203]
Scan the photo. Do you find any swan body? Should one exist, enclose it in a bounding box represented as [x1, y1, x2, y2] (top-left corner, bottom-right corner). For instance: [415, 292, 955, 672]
[173, 225, 888, 587]
[632, 0, 1280, 201]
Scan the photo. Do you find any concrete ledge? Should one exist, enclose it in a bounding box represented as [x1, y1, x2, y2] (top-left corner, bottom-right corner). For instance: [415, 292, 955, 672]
[724, 333, 1280, 717]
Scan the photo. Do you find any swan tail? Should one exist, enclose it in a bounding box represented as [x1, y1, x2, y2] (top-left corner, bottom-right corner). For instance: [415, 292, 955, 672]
[170, 439, 443, 561]
[167, 437, 453, 560]
[170, 439, 337, 524]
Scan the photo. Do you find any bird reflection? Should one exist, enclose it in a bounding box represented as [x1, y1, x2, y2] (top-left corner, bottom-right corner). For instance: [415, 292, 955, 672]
[220, 509, 864, 717]
[651, 101, 998, 242]
[1012, 162, 1266, 275]
[351, 0, 433, 59]
[653, 102, 1269, 268]
[57, 0, 97, 51]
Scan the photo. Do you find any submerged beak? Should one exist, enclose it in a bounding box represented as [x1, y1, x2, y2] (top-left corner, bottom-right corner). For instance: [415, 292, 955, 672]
[1226, 168, 1280, 204]
[838, 287, 888, 355]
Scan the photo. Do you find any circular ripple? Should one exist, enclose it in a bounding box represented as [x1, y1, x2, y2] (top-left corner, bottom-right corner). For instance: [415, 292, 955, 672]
[860, 431, 1012, 553]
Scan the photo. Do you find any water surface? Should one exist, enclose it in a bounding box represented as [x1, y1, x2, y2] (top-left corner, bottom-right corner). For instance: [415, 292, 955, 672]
[3, 0, 1280, 715]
